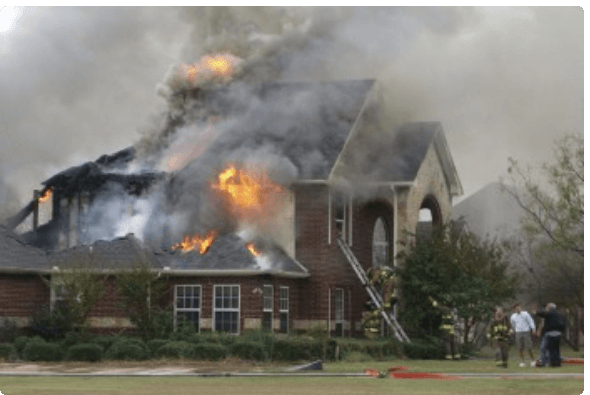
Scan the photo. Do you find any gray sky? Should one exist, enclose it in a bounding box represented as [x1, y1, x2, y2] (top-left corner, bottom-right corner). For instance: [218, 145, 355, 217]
[0, 7, 583, 216]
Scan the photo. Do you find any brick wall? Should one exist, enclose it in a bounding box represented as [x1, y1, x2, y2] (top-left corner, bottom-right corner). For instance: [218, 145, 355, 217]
[0, 274, 49, 321]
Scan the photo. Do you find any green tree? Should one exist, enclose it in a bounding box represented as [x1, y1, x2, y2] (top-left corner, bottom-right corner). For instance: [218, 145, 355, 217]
[396, 224, 517, 344]
[115, 258, 170, 340]
[502, 133, 583, 347]
[49, 250, 107, 330]
[505, 132, 583, 257]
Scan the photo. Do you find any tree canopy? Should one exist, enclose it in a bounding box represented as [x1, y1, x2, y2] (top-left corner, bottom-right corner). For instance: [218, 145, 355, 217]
[396, 224, 517, 343]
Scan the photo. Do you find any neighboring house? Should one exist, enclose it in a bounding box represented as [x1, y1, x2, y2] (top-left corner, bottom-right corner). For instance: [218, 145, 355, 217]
[1, 79, 463, 336]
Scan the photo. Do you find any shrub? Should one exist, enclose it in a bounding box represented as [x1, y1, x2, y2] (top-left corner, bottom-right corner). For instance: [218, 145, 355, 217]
[272, 337, 323, 361]
[13, 336, 30, 356]
[29, 304, 73, 341]
[147, 339, 170, 356]
[193, 343, 227, 361]
[402, 337, 444, 360]
[66, 343, 104, 362]
[104, 339, 147, 361]
[169, 317, 195, 342]
[230, 341, 266, 361]
[89, 335, 118, 352]
[154, 341, 195, 359]
[0, 343, 16, 361]
[152, 308, 175, 340]
[0, 318, 20, 343]
[61, 330, 92, 349]
[241, 330, 275, 357]
[199, 333, 237, 347]
[332, 338, 402, 361]
[23, 341, 63, 361]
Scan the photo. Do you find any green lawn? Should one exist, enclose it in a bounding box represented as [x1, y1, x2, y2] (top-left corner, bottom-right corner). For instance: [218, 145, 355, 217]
[0, 376, 584, 395]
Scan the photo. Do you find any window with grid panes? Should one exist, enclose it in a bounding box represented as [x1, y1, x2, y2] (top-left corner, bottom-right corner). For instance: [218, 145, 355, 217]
[279, 287, 289, 333]
[263, 285, 273, 331]
[175, 285, 201, 331]
[214, 285, 240, 334]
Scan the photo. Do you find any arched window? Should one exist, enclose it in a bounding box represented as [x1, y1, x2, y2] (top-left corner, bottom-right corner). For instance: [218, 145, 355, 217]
[372, 217, 389, 267]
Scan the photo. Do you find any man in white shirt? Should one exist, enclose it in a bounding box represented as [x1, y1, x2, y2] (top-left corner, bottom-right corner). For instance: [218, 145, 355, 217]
[510, 302, 536, 367]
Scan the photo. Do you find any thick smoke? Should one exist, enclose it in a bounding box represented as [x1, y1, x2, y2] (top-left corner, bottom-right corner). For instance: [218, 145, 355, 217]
[2, 7, 582, 246]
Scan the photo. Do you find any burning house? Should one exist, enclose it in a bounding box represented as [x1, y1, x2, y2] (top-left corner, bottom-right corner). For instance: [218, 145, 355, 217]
[0, 51, 463, 337]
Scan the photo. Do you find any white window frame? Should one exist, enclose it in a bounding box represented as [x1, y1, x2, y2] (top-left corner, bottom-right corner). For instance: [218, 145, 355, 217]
[263, 285, 273, 332]
[174, 284, 202, 332]
[279, 286, 289, 333]
[373, 218, 389, 267]
[334, 193, 347, 241]
[213, 284, 240, 334]
[334, 288, 345, 336]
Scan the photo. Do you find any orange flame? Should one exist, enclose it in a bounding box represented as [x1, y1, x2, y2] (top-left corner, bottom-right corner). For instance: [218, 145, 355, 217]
[246, 242, 261, 257]
[38, 189, 52, 204]
[179, 53, 241, 85]
[211, 163, 283, 214]
[172, 230, 216, 254]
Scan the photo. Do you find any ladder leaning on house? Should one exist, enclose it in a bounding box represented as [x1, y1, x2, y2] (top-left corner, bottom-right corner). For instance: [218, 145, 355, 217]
[336, 238, 411, 343]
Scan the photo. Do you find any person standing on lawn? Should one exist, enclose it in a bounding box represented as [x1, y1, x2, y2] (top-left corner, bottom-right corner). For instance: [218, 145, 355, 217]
[488, 307, 512, 368]
[536, 319, 550, 367]
[533, 303, 565, 367]
[430, 296, 461, 360]
[510, 302, 536, 367]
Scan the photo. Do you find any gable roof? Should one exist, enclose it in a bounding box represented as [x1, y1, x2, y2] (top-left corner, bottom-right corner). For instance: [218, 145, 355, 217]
[0, 225, 50, 272]
[331, 121, 463, 196]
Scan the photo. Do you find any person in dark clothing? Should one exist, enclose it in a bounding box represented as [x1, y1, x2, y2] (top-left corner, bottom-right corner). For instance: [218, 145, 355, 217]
[488, 307, 512, 368]
[533, 303, 565, 367]
[430, 297, 461, 360]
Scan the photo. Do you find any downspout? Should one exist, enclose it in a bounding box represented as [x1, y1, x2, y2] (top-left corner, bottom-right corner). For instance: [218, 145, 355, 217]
[328, 190, 332, 245]
[328, 287, 331, 337]
[348, 288, 352, 338]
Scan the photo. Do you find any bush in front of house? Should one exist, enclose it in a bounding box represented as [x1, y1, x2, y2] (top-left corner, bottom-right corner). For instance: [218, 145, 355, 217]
[65, 343, 104, 362]
[153, 341, 196, 359]
[192, 342, 227, 361]
[23, 340, 63, 361]
[402, 337, 444, 360]
[272, 337, 324, 361]
[147, 339, 170, 357]
[13, 336, 45, 359]
[230, 341, 266, 361]
[0, 318, 20, 343]
[29, 304, 73, 341]
[104, 338, 148, 361]
[0, 343, 17, 361]
[60, 330, 93, 349]
[199, 333, 238, 348]
[89, 335, 119, 352]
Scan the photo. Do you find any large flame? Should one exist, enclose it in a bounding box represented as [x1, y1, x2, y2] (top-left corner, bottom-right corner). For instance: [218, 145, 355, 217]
[172, 230, 216, 254]
[179, 53, 241, 85]
[38, 189, 52, 204]
[246, 242, 261, 257]
[211, 163, 283, 215]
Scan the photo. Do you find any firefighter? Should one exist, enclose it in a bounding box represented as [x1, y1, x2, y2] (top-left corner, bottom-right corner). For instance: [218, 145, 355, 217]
[487, 307, 512, 368]
[430, 296, 461, 360]
[363, 267, 397, 338]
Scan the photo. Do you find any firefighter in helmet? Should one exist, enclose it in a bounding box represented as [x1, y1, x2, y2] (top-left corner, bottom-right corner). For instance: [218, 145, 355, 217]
[362, 267, 397, 338]
[430, 296, 461, 360]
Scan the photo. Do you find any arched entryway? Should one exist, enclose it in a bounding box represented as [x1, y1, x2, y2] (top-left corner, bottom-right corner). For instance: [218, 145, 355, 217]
[417, 194, 442, 241]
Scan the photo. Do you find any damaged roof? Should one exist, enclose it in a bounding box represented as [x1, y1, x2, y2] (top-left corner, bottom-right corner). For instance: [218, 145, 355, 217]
[6, 231, 308, 278]
[156, 234, 308, 277]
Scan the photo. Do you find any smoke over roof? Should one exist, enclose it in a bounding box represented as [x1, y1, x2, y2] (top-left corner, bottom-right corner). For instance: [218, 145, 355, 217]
[0, 7, 582, 219]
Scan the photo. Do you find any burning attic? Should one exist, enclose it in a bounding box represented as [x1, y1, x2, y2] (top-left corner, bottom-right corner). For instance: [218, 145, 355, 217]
[1, 50, 463, 337]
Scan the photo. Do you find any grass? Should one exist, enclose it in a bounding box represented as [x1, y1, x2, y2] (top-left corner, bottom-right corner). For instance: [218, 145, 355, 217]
[0, 376, 584, 395]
